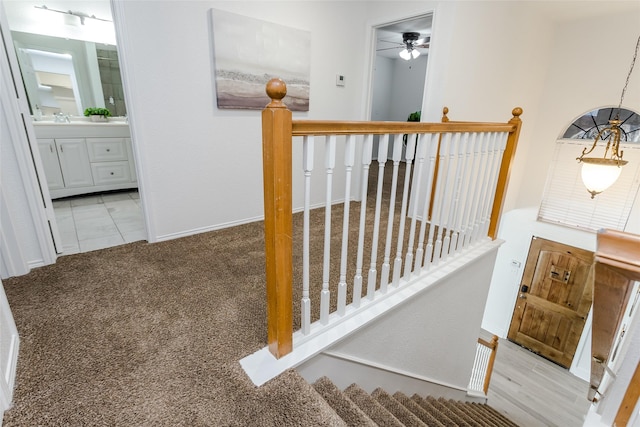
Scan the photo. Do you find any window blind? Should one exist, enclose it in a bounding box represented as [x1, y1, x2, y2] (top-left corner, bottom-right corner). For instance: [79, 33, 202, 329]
[538, 139, 640, 232]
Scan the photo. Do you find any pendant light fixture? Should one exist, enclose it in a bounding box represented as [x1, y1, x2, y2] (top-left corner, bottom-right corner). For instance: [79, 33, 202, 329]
[577, 35, 640, 199]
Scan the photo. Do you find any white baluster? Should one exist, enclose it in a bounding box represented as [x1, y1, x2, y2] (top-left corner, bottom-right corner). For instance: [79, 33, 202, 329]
[353, 135, 373, 308]
[480, 132, 508, 238]
[380, 134, 403, 291]
[414, 134, 438, 273]
[430, 133, 452, 268]
[367, 134, 389, 300]
[393, 134, 416, 286]
[337, 135, 356, 316]
[301, 136, 314, 335]
[464, 133, 486, 248]
[320, 135, 336, 325]
[471, 132, 495, 245]
[440, 133, 461, 262]
[451, 133, 474, 253]
[404, 134, 427, 281]
[449, 133, 471, 255]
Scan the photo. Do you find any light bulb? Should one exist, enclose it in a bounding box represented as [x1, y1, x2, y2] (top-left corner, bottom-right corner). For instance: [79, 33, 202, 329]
[411, 49, 420, 59]
[580, 162, 623, 198]
[399, 49, 411, 60]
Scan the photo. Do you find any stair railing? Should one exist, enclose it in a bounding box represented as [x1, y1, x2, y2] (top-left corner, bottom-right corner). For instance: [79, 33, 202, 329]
[262, 78, 522, 359]
[468, 335, 499, 395]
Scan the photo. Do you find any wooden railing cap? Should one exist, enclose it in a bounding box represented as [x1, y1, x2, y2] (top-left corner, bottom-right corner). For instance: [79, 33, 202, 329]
[266, 78, 288, 108]
[512, 107, 523, 118]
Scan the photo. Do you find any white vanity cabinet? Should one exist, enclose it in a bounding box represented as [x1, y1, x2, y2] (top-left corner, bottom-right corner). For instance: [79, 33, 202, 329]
[37, 139, 65, 190]
[34, 123, 137, 199]
[55, 138, 95, 188]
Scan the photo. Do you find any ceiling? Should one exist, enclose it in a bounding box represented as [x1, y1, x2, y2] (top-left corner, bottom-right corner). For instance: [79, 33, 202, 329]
[375, 15, 433, 59]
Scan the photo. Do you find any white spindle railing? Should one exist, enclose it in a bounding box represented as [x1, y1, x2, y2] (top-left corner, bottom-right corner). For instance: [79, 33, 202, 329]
[260, 80, 522, 359]
[296, 130, 514, 336]
[468, 335, 499, 395]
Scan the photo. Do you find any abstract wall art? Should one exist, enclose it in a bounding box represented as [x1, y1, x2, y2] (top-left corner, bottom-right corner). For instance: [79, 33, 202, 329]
[210, 9, 311, 111]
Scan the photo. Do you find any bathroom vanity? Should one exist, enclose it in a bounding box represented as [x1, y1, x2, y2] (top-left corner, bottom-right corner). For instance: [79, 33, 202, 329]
[34, 119, 137, 199]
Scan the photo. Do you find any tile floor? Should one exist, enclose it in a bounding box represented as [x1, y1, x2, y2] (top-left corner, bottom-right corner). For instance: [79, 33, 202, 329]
[53, 190, 146, 255]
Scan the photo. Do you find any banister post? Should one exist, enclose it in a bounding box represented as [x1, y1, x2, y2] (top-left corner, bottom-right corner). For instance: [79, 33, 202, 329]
[488, 107, 523, 239]
[262, 78, 293, 358]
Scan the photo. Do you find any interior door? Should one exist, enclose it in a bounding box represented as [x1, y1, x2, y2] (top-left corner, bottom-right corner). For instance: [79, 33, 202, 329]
[508, 237, 593, 368]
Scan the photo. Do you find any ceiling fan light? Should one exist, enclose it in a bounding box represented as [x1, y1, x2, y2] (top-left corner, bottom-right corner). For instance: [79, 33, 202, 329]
[399, 49, 411, 60]
[411, 49, 420, 59]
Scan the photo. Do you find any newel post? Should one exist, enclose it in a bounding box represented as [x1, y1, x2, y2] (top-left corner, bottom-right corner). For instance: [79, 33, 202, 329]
[262, 78, 293, 358]
[488, 107, 523, 239]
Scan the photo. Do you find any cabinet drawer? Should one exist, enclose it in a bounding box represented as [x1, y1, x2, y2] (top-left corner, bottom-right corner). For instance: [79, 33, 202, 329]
[86, 138, 128, 162]
[91, 161, 132, 185]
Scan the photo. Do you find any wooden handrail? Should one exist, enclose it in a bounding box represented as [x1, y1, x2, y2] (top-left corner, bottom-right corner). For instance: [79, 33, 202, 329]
[590, 229, 640, 402]
[488, 108, 522, 239]
[615, 358, 640, 427]
[478, 335, 499, 394]
[291, 120, 517, 136]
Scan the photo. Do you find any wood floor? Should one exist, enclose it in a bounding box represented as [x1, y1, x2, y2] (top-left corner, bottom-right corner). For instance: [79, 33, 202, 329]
[486, 336, 592, 427]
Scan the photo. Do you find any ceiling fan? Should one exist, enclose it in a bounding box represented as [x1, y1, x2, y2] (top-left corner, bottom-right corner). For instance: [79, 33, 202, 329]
[377, 32, 430, 60]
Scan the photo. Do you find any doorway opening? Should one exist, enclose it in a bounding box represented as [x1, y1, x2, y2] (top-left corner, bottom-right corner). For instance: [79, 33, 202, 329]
[4, 0, 146, 256]
[370, 14, 432, 160]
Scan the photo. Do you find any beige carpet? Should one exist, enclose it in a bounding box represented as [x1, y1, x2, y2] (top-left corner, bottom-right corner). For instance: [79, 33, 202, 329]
[2, 222, 346, 426]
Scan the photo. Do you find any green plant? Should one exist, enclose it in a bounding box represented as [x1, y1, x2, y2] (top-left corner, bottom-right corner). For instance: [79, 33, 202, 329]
[84, 107, 111, 117]
[407, 110, 421, 122]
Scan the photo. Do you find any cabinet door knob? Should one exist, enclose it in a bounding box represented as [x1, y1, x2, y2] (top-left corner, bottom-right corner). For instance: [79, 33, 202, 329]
[110, 172, 114, 175]
[106, 149, 110, 152]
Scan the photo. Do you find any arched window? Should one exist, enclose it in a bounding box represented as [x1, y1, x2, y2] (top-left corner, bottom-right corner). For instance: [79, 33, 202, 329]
[538, 107, 640, 231]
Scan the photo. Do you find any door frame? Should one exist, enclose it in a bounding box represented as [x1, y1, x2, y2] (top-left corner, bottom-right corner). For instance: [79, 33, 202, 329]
[0, 1, 59, 270]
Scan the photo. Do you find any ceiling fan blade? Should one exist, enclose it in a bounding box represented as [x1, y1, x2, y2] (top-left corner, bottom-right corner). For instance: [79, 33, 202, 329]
[376, 46, 403, 52]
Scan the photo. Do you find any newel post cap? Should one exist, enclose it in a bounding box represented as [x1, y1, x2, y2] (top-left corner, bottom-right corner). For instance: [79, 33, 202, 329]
[266, 78, 287, 108]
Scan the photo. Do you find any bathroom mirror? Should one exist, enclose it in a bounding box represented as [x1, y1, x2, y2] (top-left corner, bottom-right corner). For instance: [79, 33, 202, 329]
[4, 1, 127, 117]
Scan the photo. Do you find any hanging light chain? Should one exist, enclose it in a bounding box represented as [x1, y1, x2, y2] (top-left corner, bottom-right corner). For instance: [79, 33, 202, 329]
[616, 35, 640, 118]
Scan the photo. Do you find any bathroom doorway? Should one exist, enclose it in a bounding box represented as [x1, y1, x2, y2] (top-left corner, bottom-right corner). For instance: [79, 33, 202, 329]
[3, 0, 146, 256]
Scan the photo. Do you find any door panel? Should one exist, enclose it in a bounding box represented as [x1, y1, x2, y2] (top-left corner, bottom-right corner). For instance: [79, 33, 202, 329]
[508, 237, 593, 368]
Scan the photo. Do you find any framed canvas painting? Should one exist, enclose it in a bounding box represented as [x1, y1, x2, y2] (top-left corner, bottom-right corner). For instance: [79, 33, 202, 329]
[210, 9, 310, 111]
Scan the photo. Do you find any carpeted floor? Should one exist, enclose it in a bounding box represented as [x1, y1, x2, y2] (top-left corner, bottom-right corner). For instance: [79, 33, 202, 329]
[2, 222, 346, 426]
[2, 163, 433, 426]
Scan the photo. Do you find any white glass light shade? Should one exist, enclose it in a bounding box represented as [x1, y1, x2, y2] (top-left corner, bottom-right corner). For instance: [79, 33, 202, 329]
[580, 160, 624, 198]
[399, 49, 411, 60]
[411, 49, 420, 59]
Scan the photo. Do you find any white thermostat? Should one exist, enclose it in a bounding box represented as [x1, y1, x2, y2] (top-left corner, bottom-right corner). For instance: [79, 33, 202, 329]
[336, 74, 345, 87]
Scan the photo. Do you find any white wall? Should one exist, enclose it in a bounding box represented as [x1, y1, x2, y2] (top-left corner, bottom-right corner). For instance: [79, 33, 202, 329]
[388, 55, 427, 122]
[114, 1, 371, 241]
[113, 0, 558, 242]
[315, 245, 500, 391]
[480, 6, 640, 381]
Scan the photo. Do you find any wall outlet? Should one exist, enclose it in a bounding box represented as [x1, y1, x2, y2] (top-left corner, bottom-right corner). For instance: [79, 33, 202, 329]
[336, 74, 345, 87]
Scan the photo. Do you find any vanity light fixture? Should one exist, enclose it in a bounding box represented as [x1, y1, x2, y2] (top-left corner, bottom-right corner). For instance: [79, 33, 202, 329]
[35, 5, 112, 26]
[577, 35, 640, 198]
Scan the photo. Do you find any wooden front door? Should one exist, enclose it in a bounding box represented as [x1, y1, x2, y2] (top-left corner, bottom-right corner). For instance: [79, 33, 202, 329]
[508, 237, 593, 368]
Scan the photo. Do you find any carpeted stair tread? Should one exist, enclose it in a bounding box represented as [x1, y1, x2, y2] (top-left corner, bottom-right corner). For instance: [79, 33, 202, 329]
[424, 396, 474, 427]
[436, 397, 486, 427]
[312, 378, 520, 427]
[410, 395, 459, 427]
[461, 401, 511, 427]
[472, 402, 520, 427]
[392, 392, 446, 427]
[372, 388, 427, 427]
[313, 377, 377, 427]
[448, 399, 495, 427]
[344, 384, 404, 427]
